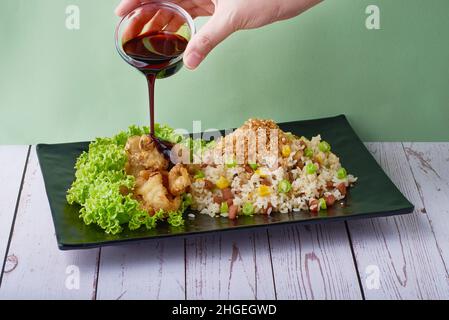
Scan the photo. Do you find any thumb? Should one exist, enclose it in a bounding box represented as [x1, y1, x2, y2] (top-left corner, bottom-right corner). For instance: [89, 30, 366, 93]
[184, 13, 234, 70]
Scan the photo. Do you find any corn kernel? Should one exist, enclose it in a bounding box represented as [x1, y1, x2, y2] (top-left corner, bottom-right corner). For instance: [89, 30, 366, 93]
[315, 151, 325, 164]
[216, 176, 230, 189]
[255, 169, 268, 178]
[258, 185, 271, 197]
[281, 145, 292, 158]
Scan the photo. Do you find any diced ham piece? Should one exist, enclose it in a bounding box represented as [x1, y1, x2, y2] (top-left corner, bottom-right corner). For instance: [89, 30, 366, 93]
[337, 183, 347, 195]
[228, 205, 238, 220]
[325, 194, 336, 206]
[204, 179, 215, 190]
[213, 196, 223, 204]
[309, 199, 319, 212]
[221, 188, 234, 200]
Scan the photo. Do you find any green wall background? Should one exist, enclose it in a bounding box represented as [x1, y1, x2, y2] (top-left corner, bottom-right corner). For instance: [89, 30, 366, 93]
[0, 0, 448, 144]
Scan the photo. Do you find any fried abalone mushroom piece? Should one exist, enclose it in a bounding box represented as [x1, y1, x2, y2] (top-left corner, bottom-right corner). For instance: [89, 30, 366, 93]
[125, 135, 168, 177]
[168, 164, 191, 196]
[134, 170, 181, 214]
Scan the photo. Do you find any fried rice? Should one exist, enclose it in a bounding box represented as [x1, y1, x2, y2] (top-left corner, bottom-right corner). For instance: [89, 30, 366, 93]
[188, 119, 357, 218]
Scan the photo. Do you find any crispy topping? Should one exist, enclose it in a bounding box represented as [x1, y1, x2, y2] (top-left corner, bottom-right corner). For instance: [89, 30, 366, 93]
[210, 119, 289, 164]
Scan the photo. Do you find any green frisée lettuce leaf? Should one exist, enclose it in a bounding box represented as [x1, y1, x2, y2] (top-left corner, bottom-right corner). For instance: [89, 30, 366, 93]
[166, 193, 192, 228]
[154, 123, 184, 144]
[129, 194, 191, 231]
[66, 125, 190, 235]
[167, 211, 185, 227]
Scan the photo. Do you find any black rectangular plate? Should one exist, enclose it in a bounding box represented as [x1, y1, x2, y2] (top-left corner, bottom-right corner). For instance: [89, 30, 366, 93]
[37, 115, 414, 250]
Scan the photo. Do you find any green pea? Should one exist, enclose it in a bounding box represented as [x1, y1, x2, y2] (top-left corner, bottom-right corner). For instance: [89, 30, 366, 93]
[305, 148, 313, 158]
[319, 141, 331, 153]
[337, 167, 347, 179]
[225, 156, 237, 168]
[226, 160, 237, 168]
[220, 202, 229, 214]
[242, 202, 254, 216]
[319, 198, 327, 210]
[278, 179, 292, 194]
[306, 163, 317, 174]
[249, 163, 258, 170]
[194, 171, 205, 179]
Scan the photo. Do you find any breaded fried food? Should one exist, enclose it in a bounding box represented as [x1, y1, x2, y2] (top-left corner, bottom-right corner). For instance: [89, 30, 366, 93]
[168, 164, 191, 196]
[134, 170, 181, 214]
[125, 135, 168, 176]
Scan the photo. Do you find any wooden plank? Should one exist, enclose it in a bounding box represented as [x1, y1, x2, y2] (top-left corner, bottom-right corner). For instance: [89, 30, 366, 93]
[268, 222, 362, 300]
[96, 239, 185, 300]
[185, 229, 276, 300]
[403, 143, 449, 272]
[0, 146, 29, 270]
[0, 147, 99, 299]
[347, 143, 449, 299]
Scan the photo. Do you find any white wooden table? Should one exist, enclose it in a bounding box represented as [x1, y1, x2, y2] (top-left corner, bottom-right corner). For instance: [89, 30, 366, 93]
[0, 143, 448, 300]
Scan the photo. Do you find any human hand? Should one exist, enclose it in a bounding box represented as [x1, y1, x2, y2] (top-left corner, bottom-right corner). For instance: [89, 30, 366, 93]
[116, 0, 322, 70]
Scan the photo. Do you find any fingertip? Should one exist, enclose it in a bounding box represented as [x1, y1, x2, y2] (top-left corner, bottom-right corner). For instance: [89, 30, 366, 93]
[184, 52, 203, 70]
[115, 0, 139, 17]
[115, 5, 125, 17]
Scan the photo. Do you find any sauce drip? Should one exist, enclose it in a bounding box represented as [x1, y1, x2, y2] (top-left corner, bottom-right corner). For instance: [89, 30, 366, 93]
[123, 31, 189, 135]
